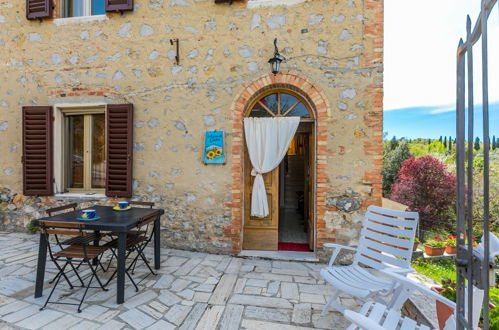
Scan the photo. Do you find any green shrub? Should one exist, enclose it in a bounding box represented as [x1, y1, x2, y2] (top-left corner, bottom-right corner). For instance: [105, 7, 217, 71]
[26, 219, 39, 234]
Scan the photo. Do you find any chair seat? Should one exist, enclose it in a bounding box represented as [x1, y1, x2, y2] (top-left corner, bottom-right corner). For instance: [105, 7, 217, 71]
[61, 232, 104, 246]
[55, 245, 109, 259]
[320, 265, 395, 299]
[345, 302, 430, 330]
[105, 235, 147, 250]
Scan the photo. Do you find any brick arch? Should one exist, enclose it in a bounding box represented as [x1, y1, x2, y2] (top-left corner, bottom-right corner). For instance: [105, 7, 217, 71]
[224, 71, 331, 253]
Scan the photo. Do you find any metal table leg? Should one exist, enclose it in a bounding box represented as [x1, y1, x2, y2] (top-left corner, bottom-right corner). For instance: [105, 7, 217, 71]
[93, 230, 100, 266]
[117, 232, 126, 304]
[35, 233, 48, 298]
[154, 218, 160, 270]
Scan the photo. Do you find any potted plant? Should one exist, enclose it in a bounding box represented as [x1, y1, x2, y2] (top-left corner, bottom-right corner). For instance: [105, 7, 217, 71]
[433, 279, 497, 329]
[445, 235, 457, 254]
[445, 236, 478, 255]
[423, 236, 446, 256]
[413, 237, 420, 251]
[431, 278, 456, 330]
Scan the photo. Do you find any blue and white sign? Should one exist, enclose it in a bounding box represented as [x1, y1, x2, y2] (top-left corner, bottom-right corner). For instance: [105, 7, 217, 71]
[204, 131, 225, 164]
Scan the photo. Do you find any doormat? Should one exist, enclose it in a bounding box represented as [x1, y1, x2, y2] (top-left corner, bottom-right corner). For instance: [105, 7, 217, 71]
[278, 242, 312, 252]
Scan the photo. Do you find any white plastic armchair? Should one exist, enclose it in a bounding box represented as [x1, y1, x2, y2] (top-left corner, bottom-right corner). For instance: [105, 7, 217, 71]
[320, 205, 419, 314]
[343, 270, 457, 330]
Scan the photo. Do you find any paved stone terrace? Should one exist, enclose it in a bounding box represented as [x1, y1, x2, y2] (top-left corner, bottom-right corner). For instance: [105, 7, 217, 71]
[0, 232, 354, 329]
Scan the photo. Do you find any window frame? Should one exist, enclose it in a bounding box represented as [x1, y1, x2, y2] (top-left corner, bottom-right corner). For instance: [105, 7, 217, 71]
[245, 89, 314, 122]
[53, 104, 106, 195]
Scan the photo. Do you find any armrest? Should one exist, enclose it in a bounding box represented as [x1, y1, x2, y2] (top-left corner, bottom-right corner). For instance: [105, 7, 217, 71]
[343, 309, 386, 330]
[323, 243, 357, 267]
[384, 266, 415, 275]
[380, 269, 456, 310]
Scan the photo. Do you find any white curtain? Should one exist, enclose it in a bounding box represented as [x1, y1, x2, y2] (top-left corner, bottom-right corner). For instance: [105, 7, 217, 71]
[244, 117, 300, 218]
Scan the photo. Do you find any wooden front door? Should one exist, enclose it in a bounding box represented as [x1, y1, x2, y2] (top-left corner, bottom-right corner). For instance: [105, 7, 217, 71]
[242, 89, 315, 251]
[243, 148, 279, 251]
[305, 133, 315, 250]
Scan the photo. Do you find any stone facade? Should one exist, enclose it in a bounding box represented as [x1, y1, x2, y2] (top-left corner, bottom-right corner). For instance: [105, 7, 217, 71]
[0, 0, 383, 260]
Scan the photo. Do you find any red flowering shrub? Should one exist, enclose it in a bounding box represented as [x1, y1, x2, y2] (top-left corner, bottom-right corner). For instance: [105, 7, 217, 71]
[390, 155, 456, 231]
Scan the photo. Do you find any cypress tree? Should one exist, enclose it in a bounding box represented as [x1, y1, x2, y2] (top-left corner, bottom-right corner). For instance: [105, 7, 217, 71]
[474, 137, 480, 151]
[493, 135, 496, 150]
[427, 138, 431, 145]
[439, 136, 442, 142]
[389, 136, 399, 151]
[443, 136, 447, 148]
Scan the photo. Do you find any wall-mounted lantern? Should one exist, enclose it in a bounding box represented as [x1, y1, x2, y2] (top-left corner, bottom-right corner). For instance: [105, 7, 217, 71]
[268, 38, 286, 75]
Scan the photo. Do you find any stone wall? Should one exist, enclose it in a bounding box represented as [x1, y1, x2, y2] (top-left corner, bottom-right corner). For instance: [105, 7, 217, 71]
[0, 0, 383, 259]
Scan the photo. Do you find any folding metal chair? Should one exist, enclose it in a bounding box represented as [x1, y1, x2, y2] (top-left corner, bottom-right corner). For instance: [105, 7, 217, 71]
[101, 201, 155, 272]
[104, 210, 161, 290]
[38, 220, 110, 313]
[45, 203, 106, 284]
[46, 203, 104, 246]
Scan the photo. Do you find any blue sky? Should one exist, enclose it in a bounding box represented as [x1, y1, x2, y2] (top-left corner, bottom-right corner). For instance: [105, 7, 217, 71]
[384, 102, 499, 140]
[384, 0, 499, 140]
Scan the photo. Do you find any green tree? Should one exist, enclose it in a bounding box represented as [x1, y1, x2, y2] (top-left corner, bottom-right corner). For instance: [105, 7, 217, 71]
[427, 138, 431, 145]
[388, 136, 399, 151]
[474, 137, 481, 151]
[493, 135, 497, 150]
[382, 141, 411, 196]
[439, 136, 442, 143]
[426, 141, 446, 154]
[444, 136, 447, 148]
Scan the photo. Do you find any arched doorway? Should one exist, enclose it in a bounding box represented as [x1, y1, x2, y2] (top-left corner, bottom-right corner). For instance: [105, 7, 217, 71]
[242, 88, 316, 251]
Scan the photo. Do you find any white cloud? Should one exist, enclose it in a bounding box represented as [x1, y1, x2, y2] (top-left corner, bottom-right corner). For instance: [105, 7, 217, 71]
[429, 106, 455, 115]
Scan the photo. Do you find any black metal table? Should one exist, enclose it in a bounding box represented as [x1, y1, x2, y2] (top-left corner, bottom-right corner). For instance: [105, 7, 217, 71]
[33, 205, 164, 304]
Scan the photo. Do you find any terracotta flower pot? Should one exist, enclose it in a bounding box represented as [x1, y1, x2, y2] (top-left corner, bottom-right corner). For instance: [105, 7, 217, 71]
[431, 287, 455, 330]
[413, 241, 419, 252]
[424, 244, 445, 256]
[445, 245, 456, 254]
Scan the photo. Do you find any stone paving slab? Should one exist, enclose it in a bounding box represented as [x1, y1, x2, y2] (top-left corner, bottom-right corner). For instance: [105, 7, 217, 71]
[0, 232, 351, 329]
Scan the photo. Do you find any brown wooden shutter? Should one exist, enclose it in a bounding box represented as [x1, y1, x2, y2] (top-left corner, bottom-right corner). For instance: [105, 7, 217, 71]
[26, 0, 53, 20]
[22, 106, 54, 196]
[105, 0, 133, 12]
[106, 104, 133, 197]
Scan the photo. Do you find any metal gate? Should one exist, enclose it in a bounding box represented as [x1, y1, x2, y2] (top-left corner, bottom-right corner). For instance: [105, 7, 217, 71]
[455, 0, 497, 329]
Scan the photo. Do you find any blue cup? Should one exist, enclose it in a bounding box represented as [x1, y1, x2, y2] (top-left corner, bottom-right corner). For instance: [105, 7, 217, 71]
[82, 209, 96, 219]
[118, 201, 129, 209]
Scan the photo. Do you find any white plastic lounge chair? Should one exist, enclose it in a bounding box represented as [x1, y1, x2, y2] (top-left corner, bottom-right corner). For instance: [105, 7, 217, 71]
[343, 270, 457, 330]
[320, 205, 419, 314]
[343, 232, 499, 330]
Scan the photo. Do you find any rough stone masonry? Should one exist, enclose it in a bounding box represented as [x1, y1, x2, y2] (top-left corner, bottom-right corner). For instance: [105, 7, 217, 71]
[0, 0, 383, 261]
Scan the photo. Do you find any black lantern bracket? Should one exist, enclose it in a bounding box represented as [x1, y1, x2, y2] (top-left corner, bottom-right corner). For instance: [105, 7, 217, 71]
[268, 38, 286, 75]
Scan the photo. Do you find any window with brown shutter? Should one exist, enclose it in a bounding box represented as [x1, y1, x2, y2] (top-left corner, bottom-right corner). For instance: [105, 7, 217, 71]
[106, 104, 133, 197]
[26, 0, 53, 20]
[22, 106, 54, 196]
[105, 0, 133, 12]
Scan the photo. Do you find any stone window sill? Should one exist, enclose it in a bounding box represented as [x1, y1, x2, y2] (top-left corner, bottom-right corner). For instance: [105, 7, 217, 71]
[53, 15, 108, 26]
[54, 193, 107, 201]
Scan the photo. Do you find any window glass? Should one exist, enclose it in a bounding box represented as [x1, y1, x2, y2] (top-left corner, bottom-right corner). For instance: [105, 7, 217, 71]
[91, 0, 105, 15]
[68, 115, 84, 189]
[280, 93, 298, 113]
[67, 0, 84, 17]
[260, 94, 278, 115]
[286, 102, 310, 118]
[91, 114, 106, 188]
